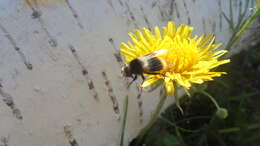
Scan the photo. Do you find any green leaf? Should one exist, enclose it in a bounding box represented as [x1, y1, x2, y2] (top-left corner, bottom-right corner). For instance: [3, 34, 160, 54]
[162, 131, 181, 146]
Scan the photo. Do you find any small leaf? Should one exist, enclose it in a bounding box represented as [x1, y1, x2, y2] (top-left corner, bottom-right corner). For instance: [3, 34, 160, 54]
[163, 132, 181, 146]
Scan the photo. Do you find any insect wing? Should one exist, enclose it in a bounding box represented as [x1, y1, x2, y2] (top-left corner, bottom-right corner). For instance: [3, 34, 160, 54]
[141, 49, 168, 73]
[143, 49, 168, 58]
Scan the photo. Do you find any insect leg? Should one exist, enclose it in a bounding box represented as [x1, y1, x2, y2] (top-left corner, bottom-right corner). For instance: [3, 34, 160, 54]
[141, 74, 145, 83]
[127, 75, 137, 88]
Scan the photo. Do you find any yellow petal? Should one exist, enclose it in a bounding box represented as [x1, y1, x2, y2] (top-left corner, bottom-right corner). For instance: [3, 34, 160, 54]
[168, 73, 191, 89]
[134, 29, 151, 53]
[120, 48, 136, 59]
[161, 26, 167, 38]
[213, 50, 228, 58]
[120, 43, 131, 50]
[141, 78, 159, 88]
[196, 34, 205, 45]
[208, 59, 230, 69]
[143, 28, 154, 43]
[200, 37, 215, 55]
[127, 41, 135, 49]
[198, 34, 214, 48]
[183, 26, 193, 38]
[129, 33, 140, 46]
[154, 26, 161, 40]
[210, 42, 222, 51]
[190, 78, 204, 84]
[176, 24, 185, 36]
[167, 21, 176, 37]
[164, 78, 174, 96]
[177, 79, 191, 89]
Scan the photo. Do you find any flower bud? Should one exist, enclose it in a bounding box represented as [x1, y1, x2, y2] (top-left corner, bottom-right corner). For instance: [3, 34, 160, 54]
[216, 108, 228, 119]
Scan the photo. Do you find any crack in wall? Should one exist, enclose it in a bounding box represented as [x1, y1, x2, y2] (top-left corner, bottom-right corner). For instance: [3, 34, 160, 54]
[218, 0, 223, 31]
[0, 23, 33, 70]
[0, 136, 8, 146]
[108, 38, 123, 64]
[0, 83, 23, 120]
[117, 0, 124, 7]
[25, 0, 58, 48]
[65, 0, 84, 29]
[101, 71, 120, 118]
[157, 0, 179, 21]
[183, 0, 191, 25]
[107, 0, 115, 11]
[64, 125, 79, 146]
[202, 17, 206, 34]
[108, 38, 132, 91]
[69, 45, 99, 101]
[136, 88, 143, 123]
[125, 2, 139, 28]
[140, 6, 151, 30]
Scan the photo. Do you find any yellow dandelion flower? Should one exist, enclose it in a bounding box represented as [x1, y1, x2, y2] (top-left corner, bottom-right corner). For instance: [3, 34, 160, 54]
[120, 21, 230, 96]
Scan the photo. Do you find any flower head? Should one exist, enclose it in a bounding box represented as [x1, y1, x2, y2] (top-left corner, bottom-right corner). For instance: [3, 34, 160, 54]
[120, 21, 230, 96]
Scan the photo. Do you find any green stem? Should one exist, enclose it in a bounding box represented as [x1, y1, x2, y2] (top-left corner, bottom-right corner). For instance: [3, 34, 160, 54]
[218, 123, 260, 134]
[136, 89, 167, 145]
[118, 96, 128, 146]
[199, 90, 220, 109]
[175, 85, 184, 114]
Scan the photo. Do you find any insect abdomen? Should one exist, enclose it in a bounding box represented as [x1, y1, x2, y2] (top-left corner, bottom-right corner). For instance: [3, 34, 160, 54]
[146, 57, 163, 72]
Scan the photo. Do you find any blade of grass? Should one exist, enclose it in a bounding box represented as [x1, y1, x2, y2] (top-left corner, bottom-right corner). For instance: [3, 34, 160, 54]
[235, 0, 250, 30]
[222, 12, 234, 30]
[218, 123, 260, 134]
[225, 7, 260, 51]
[229, 0, 234, 30]
[136, 88, 167, 146]
[236, 8, 260, 38]
[118, 95, 128, 146]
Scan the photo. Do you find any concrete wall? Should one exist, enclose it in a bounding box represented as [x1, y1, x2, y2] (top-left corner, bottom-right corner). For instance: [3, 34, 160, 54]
[0, 0, 254, 145]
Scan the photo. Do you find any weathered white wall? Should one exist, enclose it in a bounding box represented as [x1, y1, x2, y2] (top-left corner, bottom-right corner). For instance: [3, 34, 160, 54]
[0, 0, 254, 145]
